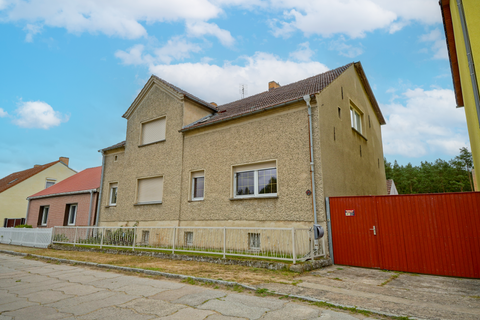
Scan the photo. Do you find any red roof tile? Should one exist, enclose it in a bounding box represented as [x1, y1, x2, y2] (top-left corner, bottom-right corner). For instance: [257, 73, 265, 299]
[0, 161, 61, 194]
[28, 166, 102, 198]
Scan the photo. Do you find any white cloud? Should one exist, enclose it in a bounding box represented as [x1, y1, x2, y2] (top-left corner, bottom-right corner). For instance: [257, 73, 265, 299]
[420, 29, 448, 60]
[13, 101, 69, 129]
[115, 44, 147, 66]
[382, 88, 468, 158]
[186, 21, 235, 47]
[0, 108, 8, 117]
[329, 36, 363, 58]
[270, 0, 441, 38]
[23, 23, 42, 42]
[149, 52, 329, 104]
[289, 42, 314, 62]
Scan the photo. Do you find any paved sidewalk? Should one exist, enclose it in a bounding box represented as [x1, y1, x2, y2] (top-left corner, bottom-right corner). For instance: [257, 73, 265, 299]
[260, 265, 480, 320]
[0, 254, 375, 320]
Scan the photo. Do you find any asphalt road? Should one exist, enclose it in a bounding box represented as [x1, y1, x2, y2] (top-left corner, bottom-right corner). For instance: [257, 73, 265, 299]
[0, 253, 372, 320]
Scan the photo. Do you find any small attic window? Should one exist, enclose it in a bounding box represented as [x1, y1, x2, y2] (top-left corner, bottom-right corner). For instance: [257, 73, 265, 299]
[8, 178, 18, 185]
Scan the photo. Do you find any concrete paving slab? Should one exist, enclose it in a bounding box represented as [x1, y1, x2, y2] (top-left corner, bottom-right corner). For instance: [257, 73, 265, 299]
[1, 305, 72, 320]
[115, 284, 169, 297]
[57, 292, 141, 316]
[222, 293, 284, 310]
[120, 298, 186, 317]
[0, 300, 38, 312]
[261, 302, 319, 320]
[198, 299, 269, 320]
[60, 274, 100, 283]
[204, 315, 247, 320]
[173, 289, 227, 307]
[149, 285, 206, 302]
[317, 310, 364, 320]
[158, 307, 215, 319]
[46, 290, 118, 309]
[76, 306, 155, 320]
[0, 291, 20, 306]
[0, 315, 13, 320]
[84, 276, 139, 289]
[51, 282, 105, 296]
[21, 289, 75, 304]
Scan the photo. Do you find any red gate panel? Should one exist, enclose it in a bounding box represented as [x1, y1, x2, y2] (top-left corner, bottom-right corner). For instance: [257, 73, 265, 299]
[330, 192, 480, 278]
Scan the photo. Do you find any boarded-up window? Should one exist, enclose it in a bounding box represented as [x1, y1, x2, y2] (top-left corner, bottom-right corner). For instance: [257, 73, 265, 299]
[141, 117, 166, 145]
[137, 176, 163, 203]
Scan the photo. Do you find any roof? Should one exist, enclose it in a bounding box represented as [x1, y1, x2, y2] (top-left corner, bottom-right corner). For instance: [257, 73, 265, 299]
[100, 141, 126, 152]
[28, 166, 102, 199]
[181, 62, 385, 131]
[386, 179, 394, 194]
[440, 0, 464, 107]
[0, 160, 61, 194]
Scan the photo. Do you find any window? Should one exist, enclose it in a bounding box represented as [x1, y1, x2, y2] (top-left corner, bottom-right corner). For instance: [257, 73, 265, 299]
[141, 231, 150, 245]
[45, 179, 56, 188]
[109, 183, 118, 206]
[141, 117, 166, 145]
[184, 231, 193, 246]
[38, 206, 49, 226]
[114, 155, 118, 162]
[67, 204, 77, 225]
[248, 233, 261, 250]
[191, 171, 204, 201]
[350, 107, 362, 134]
[137, 176, 163, 204]
[234, 161, 277, 198]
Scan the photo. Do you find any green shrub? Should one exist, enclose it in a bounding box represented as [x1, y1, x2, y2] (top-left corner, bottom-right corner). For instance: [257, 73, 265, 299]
[14, 224, 32, 228]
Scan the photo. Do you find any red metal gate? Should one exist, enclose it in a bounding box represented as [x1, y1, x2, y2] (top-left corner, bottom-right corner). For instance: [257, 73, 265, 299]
[329, 192, 480, 278]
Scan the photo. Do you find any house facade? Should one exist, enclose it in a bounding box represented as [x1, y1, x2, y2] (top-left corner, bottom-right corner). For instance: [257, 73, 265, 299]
[0, 157, 76, 227]
[441, 0, 480, 190]
[97, 62, 387, 236]
[26, 167, 101, 228]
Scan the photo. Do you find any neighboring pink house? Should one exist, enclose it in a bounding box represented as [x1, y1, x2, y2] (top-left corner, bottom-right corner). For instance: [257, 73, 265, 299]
[26, 167, 101, 228]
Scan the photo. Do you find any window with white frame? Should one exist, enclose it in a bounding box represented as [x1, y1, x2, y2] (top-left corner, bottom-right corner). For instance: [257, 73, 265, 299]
[248, 233, 261, 250]
[234, 161, 277, 198]
[109, 183, 118, 206]
[137, 176, 163, 204]
[350, 106, 362, 134]
[45, 179, 56, 188]
[67, 204, 77, 225]
[191, 171, 204, 200]
[39, 206, 49, 226]
[141, 117, 166, 145]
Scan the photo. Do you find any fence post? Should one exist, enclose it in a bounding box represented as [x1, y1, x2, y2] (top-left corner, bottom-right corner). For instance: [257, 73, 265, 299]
[223, 227, 226, 259]
[33, 228, 38, 247]
[292, 228, 296, 264]
[172, 227, 176, 254]
[51, 226, 55, 244]
[310, 227, 314, 261]
[100, 227, 104, 249]
[73, 227, 78, 247]
[132, 227, 136, 251]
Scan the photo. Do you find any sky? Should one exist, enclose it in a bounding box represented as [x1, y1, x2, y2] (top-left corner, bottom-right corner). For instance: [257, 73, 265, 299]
[0, 0, 471, 178]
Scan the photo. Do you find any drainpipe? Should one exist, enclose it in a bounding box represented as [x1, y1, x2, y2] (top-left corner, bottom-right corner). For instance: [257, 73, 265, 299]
[304, 95, 317, 225]
[87, 190, 94, 226]
[457, 0, 480, 127]
[95, 151, 106, 227]
[25, 199, 31, 225]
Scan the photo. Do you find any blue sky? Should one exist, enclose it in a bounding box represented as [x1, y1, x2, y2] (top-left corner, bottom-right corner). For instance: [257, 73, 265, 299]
[0, 0, 470, 178]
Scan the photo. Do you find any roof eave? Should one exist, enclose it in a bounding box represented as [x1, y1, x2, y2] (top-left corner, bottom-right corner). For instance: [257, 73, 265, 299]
[353, 62, 386, 125]
[28, 188, 99, 200]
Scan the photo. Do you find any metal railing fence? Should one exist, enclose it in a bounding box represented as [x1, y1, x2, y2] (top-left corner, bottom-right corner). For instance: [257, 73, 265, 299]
[52, 226, 325, 263]
[0, 228, 53, 248]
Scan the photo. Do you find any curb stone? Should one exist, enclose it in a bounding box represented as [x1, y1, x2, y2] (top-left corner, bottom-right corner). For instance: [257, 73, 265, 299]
[0, 249, 416, 320]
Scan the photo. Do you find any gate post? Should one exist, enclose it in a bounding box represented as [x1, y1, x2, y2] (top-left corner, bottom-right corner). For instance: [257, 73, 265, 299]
[325, 197, 334, 264]
[223, 227, 226, 259]
[292, 228, 296, 264]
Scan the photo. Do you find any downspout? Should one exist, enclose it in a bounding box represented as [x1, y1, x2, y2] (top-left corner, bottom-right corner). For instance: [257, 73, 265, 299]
[457, 0, 480, 127]
[25, 199, 31, 225]
[304, 95, 317, 225]
[87, 190, 94, 226]
[95, 151, 106, 226]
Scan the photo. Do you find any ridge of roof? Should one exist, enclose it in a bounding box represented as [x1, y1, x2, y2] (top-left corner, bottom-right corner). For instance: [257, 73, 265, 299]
[180, 63, 354, 131]
[100, 141, 126, 153]
[28, 166, 102, 199]
[0, 160, 61, 194]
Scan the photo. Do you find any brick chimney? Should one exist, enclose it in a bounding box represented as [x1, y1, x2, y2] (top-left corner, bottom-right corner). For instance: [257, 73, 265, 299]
[210, 102, 218, 107]
[59, 157, 69, 166]
[268, 81, 280, 91]
[34, 165, 41, 168]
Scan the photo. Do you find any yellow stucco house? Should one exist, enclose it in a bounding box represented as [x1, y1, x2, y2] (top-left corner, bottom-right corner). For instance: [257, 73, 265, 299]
[0, 157, 76, 227]
[441, 0, 480, 190]
[97, 62, 387, 235]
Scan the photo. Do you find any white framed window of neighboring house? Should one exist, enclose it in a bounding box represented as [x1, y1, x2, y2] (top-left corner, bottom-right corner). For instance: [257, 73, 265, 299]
[45, 179, 56, 188]
[39, 206, 49, 226]
[109, 183, 118, 206]
[140, 117, 166, 146]
[350, 105, 363, 134]
[136, 176, 163, 204]
[67, 204, 77, 226]
[233, 161, 277, 198]
[191, 171, 205, 201]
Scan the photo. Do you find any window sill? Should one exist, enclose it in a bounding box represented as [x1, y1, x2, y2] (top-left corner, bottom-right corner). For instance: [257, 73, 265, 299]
[229, 195, 278, 201]
[105, 205, 116, 208]
[134, 201, 162, 206]
[352, 128, 368, 141]
[188, 199, 204, 202]
[138, 139, 166, 148]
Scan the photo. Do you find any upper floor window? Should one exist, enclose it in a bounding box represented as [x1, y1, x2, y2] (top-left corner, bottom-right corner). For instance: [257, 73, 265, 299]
[234, 161, 277, 198]
[141, 117, 166, 145]
[137, 176, 163, 204]
[191, 171, 205, 201]
[109, 183, 118, 206]
[350, 107, 363, 134]
[45, 179, 56, 188]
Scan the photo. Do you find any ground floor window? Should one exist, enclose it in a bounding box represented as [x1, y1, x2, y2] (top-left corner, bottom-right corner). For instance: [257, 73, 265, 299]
[234, 161, 277, 198]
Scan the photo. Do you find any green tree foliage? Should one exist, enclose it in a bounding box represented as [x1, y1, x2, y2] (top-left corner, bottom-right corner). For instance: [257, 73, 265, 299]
[385, 148, 474, 194]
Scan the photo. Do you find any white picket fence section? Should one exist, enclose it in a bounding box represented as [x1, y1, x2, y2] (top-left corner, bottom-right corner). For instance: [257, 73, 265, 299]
[52, 226, 326, 264]
[0, 228, 53, 248]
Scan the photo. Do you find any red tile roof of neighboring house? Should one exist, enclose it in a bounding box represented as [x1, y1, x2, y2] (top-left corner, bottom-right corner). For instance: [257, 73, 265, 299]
[28, 166, 102, 199]
[0, 160, 62, 194]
